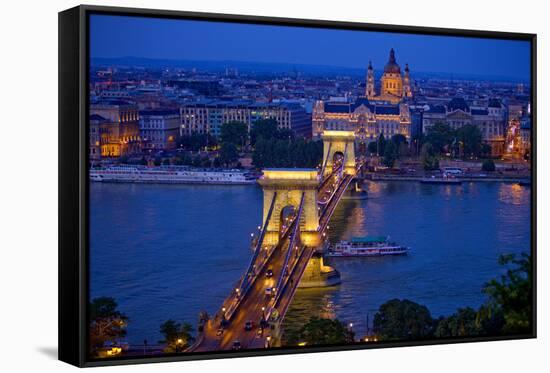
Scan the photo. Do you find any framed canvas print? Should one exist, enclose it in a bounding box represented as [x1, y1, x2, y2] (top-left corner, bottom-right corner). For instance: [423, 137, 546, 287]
[58, 5, 536, 367]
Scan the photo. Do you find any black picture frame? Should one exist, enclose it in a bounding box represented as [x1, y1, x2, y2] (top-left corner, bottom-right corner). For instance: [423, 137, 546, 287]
[59, 4, 537, 367]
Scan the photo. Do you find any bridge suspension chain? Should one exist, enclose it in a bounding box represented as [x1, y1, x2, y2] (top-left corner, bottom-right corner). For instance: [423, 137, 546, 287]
[319, 142, 332, 183]
[272, 192, 305, 305]
[238, 191, 278, 297]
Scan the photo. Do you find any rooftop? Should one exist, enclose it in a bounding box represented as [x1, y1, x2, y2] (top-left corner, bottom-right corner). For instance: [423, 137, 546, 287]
[323, 97, 401, 115]
[447, 97, 470, 112]
[139, 109, 179, 116]
[351, 236, 388, 243]
[89, 114, 107, 122]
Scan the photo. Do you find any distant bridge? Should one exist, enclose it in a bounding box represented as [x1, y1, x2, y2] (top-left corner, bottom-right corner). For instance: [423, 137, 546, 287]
[189, 130, 362, 351]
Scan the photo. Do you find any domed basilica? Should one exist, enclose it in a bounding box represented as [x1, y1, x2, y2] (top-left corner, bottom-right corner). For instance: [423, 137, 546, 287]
[312, 49, 413, 141]
[366, 48, 413, 103]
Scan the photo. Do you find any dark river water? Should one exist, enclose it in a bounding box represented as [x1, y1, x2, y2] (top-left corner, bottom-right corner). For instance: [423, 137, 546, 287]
[89, 181, 530, 344]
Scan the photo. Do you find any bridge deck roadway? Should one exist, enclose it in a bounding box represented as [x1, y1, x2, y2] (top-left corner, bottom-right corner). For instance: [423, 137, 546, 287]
[193, 228, 294, 351]
[191, 162, 361, 352]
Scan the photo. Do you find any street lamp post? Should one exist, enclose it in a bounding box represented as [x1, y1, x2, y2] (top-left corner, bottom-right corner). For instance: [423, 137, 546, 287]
[175, 338, 183, 353]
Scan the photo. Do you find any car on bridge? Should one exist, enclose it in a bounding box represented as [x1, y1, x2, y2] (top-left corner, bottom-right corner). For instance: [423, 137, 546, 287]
[232, 341, 242, 350]
[265, 287, 276, 297]
[244, 320, 255, 331]
[265, 268, 274, 278]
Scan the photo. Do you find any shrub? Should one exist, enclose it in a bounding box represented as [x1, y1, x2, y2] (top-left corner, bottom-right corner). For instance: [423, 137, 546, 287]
[482, 159, 496, 172]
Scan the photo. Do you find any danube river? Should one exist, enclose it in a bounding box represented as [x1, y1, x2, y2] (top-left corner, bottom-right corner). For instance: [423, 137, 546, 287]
[90, 181, 530, 344]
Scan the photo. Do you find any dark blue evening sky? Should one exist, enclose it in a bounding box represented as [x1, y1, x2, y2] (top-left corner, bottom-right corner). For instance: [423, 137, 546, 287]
[90, 15, 531, 81]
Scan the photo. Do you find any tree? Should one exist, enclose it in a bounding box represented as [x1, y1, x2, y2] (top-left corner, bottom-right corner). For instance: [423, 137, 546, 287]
[474, 303, 506, 336]
[252, 136, 266, 168]
[212, 156, 222, 168]
[162, 158, 171, 166]
[177, 133, 217, 151]
[286, 317, 355, 346]
[391, 134, 407, 149]
[192, 155, 202, 168]
[159, 320, 195, 353]
[274, 139, 290, 167]
[411, 133, 425, 157]
[277, 128, 295, 141]
[118, 155, 129, 164]
[289, 138, 306, 167]
[382, 140, 398, 168]
[220, 121, 247, 149]
[377, 134, 386, 156]
[250, 118, 279, 145]
[398, 142, 410, 158]
[89, 297, 128, 355]
[425, 122, 454, 155]
[219, 142, 239, 166]
[373, 299, 435, 340]
[434, 307, 483, 338]
[483, 253, 532, 334]
[482, 159, 496, 172]
[369, 253, 532, 342]
[367, 141, 378, 155]
[303, 140, 323, 168]
[481, 143, 492, 158]
[456, 124, 482, 158]
[181, 153, 193, 166]
[200, 156, 211, 168]
[421, 143, 440, 171]
[153, 157, 162, 166]
[252, 136, 322, 169]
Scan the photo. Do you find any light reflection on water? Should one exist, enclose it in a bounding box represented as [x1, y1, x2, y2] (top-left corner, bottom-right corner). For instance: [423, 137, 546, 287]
[90, 181, 530, 344]
[285, 181, 530, 339]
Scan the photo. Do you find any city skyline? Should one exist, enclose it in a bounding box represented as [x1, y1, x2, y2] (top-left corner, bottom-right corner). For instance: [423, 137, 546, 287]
[86, 13, 533, 359]
[90, 15, 531, 82]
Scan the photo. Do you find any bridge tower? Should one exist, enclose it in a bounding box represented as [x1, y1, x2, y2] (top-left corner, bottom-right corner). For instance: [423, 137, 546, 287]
[321, 130, 356, 177]
[257, 169, 321, 247]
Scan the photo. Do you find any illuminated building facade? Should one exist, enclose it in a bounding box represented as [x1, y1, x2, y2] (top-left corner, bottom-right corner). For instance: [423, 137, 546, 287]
[366, 48, 413, 103]
[179, 100, 311, 138]
[139, 110, 180, 151]
[90, 101, 142, 157]
[312, 49, 413, 142]
[423, 97, 506, 156]
[89, 114, 102, 160]
[519, 116, 531, 158]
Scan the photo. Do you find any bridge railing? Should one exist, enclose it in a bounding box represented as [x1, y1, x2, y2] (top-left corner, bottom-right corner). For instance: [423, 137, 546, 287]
[319, 162, 364, 230]
[267, 161, 363, 324]
[273, 245, 315, 322]
[238, 191, 278, 293]
[318, 162, 341, 192]
[222, 213, 299, 323]
[273, 193, 305, 305]
[317, 171, 342, 207]
[319, 142, 331, 183]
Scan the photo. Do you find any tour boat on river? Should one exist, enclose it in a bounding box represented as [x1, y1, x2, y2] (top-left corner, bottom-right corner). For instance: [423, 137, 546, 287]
[327, 236, 409, 257]
[89, 165, 257, 185]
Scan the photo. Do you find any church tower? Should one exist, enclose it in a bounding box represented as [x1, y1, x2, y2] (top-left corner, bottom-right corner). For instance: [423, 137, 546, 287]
[380, 48, 403, 98]
[365, 61, 375, 98]
[403, 63, 413, 98]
